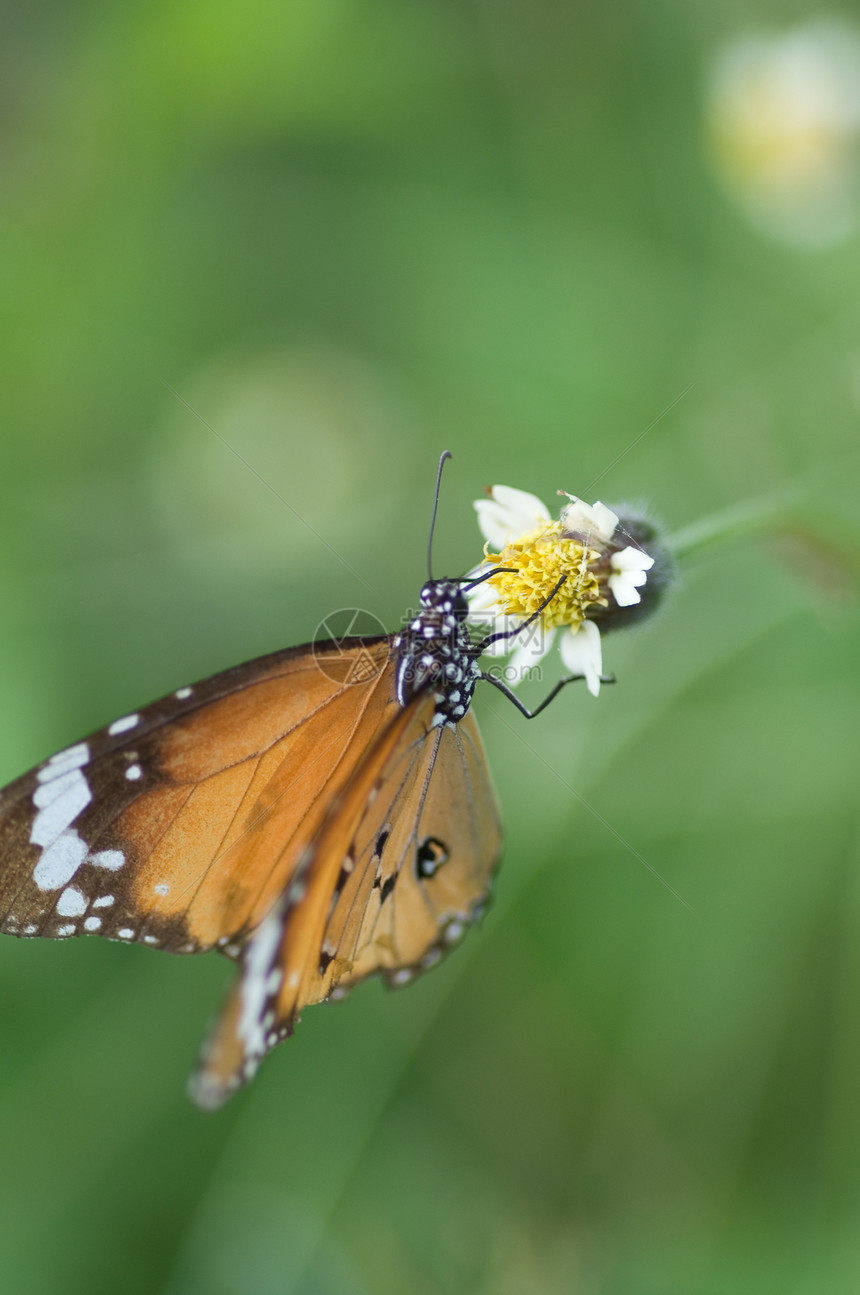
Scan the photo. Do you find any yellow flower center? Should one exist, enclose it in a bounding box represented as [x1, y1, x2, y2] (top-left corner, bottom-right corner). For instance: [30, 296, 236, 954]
[483, 521, 607, 630]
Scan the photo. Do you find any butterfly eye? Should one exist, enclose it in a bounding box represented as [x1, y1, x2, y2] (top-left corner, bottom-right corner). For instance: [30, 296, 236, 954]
[451, 589, 470, 620]
[416, 836, 449, 880]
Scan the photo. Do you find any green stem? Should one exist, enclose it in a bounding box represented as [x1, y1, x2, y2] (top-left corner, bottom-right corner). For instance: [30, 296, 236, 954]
[666, 486, 800, 560]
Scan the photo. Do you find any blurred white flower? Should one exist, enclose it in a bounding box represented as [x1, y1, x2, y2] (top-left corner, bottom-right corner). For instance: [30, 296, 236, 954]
[707, 19, 860, 247]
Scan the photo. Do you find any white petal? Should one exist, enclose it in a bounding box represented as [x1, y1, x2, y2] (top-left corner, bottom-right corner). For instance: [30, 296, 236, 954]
[474, 485, 550, 548]
[559, 496, 618, 542]
[466, 606, 507, 647]
[489, 485, 551, 528]
[590, 501, 620, 539]
[506, 627, 557, 684]
[479, 613, 526, 656]
[477, 603, 557, 661]
[558, 620, 604, 697]
[611, 546, 655, 573]
[465, 576, 500, 614]
[608, 572, 643, 607]
[608, 546, 654, 607]
[473, 500, 515, 550]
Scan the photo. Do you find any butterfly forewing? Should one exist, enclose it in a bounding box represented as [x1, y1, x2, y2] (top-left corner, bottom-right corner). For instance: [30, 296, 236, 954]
[0, 638, 397, 952]
[192, 699, 502, 1107]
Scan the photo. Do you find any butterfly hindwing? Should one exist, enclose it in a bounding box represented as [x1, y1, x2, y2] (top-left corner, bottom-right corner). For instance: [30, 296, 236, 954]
[192, 699, 502, 1107]
[333, 706, 501, 988]
[0, 638, 398, 953]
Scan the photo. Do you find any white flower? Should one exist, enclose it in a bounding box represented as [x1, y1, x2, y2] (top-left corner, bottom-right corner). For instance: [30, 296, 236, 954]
[468, 484, 653, 697]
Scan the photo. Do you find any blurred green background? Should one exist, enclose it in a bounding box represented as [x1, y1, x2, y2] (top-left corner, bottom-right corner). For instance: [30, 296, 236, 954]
[2, 3, 860, 1293]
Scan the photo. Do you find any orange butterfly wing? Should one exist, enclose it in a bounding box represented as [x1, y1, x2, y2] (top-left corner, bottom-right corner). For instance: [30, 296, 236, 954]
[0, 638, 399, 953]
[192, 696, 502, 1107]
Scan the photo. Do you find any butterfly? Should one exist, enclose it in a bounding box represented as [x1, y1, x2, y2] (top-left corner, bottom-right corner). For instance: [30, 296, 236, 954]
[0, 454, 600, 1108]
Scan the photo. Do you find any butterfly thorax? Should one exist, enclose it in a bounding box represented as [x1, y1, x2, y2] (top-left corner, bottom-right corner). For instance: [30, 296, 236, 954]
[393, 580, 480, 727]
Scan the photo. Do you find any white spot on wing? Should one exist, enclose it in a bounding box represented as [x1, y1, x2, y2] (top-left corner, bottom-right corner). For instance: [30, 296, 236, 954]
[32, 830, 89, 891]
[117, 928, 134, 939]
[92, 894, 115, 908]
[35, 744, 89, 784]
[108, 713, 139, 736]
[31, 769, 92, 850]
[238, 907, 283, 1063]
[125, 765, 142, 781]
[56, 886, 87, 917]
[154, 882, 169, 896]
[57, 924, 76, 937]
[91, 850, 124, 871]
[84, 916, 102, 932]
[32, 769, 82, 813]
[175, 687, 192, 699]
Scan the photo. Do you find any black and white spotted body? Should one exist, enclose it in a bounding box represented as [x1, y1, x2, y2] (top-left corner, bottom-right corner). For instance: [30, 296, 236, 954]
[393, 580, 480, 727]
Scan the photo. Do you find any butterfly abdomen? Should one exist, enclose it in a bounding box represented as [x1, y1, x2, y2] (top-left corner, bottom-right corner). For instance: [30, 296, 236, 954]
[392, 580, 480, 726]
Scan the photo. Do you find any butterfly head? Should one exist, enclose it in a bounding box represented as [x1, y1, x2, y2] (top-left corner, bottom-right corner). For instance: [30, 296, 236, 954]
[418, 578, 470, 621]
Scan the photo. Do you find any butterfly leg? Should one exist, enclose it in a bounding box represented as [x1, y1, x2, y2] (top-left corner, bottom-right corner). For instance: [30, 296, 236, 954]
[460, 566, 518, 592]
[477, 574, 568, 652]
[478, 669, 616, 718]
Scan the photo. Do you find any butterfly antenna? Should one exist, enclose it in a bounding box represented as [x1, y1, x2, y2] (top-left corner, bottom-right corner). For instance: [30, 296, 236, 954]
[427, 450, 452, 581]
